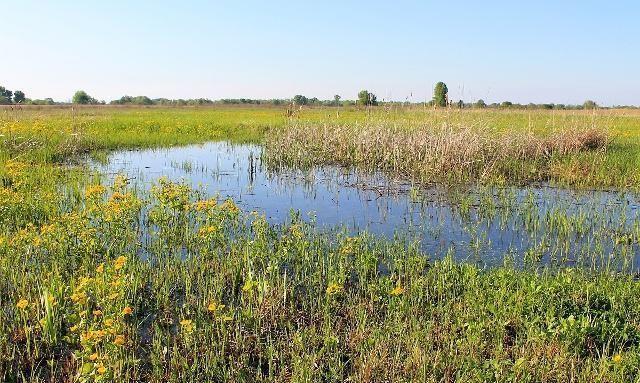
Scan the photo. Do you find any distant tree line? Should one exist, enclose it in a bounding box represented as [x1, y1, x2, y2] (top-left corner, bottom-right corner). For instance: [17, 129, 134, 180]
[0, 85, 636, 110]
[419, 82, 610, 110]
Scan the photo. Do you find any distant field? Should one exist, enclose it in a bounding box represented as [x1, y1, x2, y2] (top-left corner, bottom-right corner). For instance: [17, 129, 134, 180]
[3, 105, 640, 186]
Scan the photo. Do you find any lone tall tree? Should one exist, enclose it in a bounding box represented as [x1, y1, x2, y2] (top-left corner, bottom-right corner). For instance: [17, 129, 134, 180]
[358, 90, 377, 106]
[433, 82, 448, 107]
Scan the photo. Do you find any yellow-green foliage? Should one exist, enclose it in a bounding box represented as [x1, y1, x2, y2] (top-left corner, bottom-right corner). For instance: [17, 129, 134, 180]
[3, 106, 640, 382]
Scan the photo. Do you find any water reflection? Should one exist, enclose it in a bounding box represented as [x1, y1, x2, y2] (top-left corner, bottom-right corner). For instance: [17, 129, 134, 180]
[92, 141, 640, 269]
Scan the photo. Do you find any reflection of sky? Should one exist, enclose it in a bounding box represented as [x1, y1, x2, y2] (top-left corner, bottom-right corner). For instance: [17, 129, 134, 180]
[94, 141, 640, 268]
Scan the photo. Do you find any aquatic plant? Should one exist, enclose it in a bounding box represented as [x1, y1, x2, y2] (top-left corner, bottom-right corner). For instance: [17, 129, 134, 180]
[265, 122, 609, 185]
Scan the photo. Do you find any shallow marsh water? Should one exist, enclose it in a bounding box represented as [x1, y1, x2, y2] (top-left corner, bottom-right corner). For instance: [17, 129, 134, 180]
[92, 141, 640, 270]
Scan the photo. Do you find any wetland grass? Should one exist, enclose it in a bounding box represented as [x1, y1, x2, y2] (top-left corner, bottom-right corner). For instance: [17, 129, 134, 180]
[265, 122, 609, 186]
[3, 106, 640, 381]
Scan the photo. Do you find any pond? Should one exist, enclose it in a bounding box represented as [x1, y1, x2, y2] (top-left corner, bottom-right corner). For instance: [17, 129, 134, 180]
[92, 141, 640, 270]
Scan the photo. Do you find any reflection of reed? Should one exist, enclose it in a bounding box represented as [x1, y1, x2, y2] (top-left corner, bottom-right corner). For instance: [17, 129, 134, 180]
[94, 140, 640, 270]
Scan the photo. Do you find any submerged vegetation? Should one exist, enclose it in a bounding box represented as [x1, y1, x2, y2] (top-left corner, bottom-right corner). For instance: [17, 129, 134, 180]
[3, 106, 640, 381]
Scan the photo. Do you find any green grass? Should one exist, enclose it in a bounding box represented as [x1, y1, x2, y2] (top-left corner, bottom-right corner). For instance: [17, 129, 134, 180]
[3, 106, 640, 381]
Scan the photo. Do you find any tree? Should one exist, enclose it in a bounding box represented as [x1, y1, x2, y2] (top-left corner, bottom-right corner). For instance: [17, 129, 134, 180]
[13, 90, 25, 104]
[333, 94, 341, 106]
[358, 90, 377, 106]
[501, 101, 513, 108]
[72, 90, 96, 104]
[474, 99, 486, 108]
[583, 100, 598, 110]
[0, 86, 13, 103]
[292, 95, 308, 106]
[433, 82, 448, 107]
[132, 96, 153, 105]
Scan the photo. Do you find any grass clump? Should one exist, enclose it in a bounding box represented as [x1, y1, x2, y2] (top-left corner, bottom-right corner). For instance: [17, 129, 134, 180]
[265, 122, 609, 186]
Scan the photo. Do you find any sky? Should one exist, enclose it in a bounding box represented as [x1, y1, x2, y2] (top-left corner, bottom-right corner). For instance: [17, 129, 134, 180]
[2, 1, 639, 105]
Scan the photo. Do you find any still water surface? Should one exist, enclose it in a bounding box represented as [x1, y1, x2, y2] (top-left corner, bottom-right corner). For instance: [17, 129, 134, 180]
[93, 141, 640, 269]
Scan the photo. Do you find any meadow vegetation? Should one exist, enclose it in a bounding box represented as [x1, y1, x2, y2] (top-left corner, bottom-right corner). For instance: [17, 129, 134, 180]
[3, 106, 640, 381]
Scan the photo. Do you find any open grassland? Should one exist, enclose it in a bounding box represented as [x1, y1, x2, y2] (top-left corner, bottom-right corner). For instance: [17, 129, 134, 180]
[3, 106, 640, 381]
[4, 106, 640, 187]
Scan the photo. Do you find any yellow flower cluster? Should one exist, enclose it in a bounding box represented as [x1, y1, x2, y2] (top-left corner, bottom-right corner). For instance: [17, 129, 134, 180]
[220, 199, 240, 215]
[197, 225, 218, 239]
[85, 184, 106, 199]
[326, 282, 343, 296]
[67, 255, 134, 380]
[5, 160, 28, 179]
[193, 198, 218, 211]
[390, 286, 405, 296]
[114, 256, 126, 271]
[16, 299, 29, 310]
[180, 319, 195, 334]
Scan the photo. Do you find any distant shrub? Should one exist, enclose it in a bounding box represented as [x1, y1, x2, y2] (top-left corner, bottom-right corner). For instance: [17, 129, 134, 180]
[583, 100, 598, 110]
[474, 99, 486, 108]
[12, 90, 25, 104]
[72, 90, 98, 105]
[433, 82, 448, 107]
[358, 90, 377, 106]
[293, 95, 308, 106]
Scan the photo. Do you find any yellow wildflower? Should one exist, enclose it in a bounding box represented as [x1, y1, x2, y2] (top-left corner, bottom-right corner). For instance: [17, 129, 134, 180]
[326, 282, 343, 296]
[198, 225, 217, 238]
[113, 334, 125, 346]
[242, 280, 256, 293]
[96, 263, 104, 273]
[85, 184, 106, 198]
[71, 291, 87, 304]
[122, 306, 133, 315]
[390, 286, 405, 296]
[613, 353, 623, 363]
[193, 198, 217, 211]
[16, 299, 29, 310]
[97, 363, 107, 374]
[180, 319, 195, 333]
[114, 256, 126, 271]
[78, 276, 93, 287]
[48, 295, 58, 307]
[89, 353, 99, 361]
[207, 301, 225, 313]
[104, 319, 114, 327]
[93, 310, 103, 317]
[221, 199, 239, 214]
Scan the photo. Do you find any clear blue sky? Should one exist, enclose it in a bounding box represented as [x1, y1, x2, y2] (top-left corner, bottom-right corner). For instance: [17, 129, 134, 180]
[3, 1, 638, 105]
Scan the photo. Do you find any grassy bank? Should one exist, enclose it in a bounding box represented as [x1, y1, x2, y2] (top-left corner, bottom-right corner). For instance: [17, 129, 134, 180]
[2, 176, 640, 382]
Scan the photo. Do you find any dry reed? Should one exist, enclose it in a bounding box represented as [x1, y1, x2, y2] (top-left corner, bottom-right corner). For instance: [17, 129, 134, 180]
[265, 122, 609, 183]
